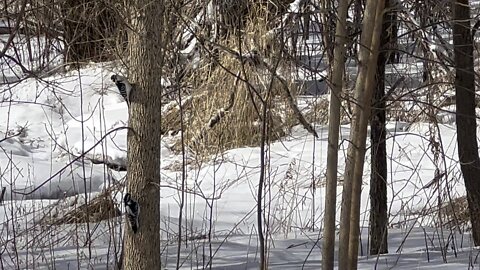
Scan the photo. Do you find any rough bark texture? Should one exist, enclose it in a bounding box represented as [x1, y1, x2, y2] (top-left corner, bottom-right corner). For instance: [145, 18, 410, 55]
[369, 0, 394, 256]
[453, 0, 480, 246]
[122, 0, 167, 269]
[322, 0, 349, 268]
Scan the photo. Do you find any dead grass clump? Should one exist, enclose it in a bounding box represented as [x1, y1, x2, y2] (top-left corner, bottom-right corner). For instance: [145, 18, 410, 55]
[304, 97, 329, 124]
[161, 94, 199, 135]
[304, 95, 352, 125]
[48, 191, 122, 225]
[409, 196, 471, 229]
[164, 19, 310, 156]
[442, 196, 470, 228]
[170, 57, 291, 155]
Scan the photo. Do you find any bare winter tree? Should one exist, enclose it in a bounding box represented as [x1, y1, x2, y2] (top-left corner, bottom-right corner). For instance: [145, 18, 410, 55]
[369, 0, 397, 255]
[122, 0, 171, 269]
[338, 0, 385, 269]
[452, 0, 480, 246]
[322, 0, 349, 268]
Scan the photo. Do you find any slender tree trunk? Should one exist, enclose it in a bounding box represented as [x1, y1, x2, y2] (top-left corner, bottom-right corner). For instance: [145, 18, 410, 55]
[320, 0, 335, 63]
[322, 0, 349, 268]
[351, 0, 364, 58]
[337, 0, 379, 267]
[347, 3, 385, 268]
[418, 5, 429, 83]
[338, 0, 385, 269]
[122, 0, 169, 269]
[369, 0, 395, 256]
[452, 0, 480, 246]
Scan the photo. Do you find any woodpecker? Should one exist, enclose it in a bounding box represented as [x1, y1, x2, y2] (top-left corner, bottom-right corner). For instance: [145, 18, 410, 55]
[111, 74, 133, 107]
[124, 193, 140, 234]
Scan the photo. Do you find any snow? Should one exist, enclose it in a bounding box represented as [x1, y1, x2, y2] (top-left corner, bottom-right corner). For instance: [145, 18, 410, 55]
[0, 37, 478, 270]
[0, 34, 63, 81]
[0, 2, 475, 269]
[0, 64, 126, 201]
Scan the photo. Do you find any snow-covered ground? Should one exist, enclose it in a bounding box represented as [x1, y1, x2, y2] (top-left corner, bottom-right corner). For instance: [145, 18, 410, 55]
[0, 63, 477, 269]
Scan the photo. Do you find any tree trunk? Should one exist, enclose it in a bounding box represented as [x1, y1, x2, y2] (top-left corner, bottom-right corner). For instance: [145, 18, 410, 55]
[337, 0, 377, 267]
[452, 0, 480, 246]
[351, 0, 364, 58]
[122, 0, 168, 269]
[320, 0, 335, 63]
[322, 0, 349, 268]
[337, 0, 385, 269]
[369, 0, 395, 256]
[347, 2, 385, 268]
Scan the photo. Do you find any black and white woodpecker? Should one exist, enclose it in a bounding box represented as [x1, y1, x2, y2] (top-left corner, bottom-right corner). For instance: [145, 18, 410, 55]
[124, 193, 140, 234]
[111, 74, 133, 107]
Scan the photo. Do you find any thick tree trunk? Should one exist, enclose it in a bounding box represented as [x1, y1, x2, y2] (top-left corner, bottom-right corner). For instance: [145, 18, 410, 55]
[369, 0, 395, 256]
[322, 0, 349, 268]
[122, 0, 168, 269]
[452, 0, 480, 246]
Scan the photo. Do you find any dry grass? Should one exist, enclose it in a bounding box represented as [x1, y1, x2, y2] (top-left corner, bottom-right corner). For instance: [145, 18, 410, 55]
[409, 196, 470, 229]
[163, 14, 309, 157]
[303, 95, 353, 125]
[46, 190, 122, 225]
[442, 196, 470, 228]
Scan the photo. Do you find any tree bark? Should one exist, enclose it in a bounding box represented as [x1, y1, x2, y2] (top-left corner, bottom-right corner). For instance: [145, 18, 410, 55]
[452, 0, 480, 246]
[337, 0, 385, 269]
[337, 0, 382, 268]
[122, 0, 168, 269]
[369, 0, 395, 256]
[347, 2, 385, 268]
[322, 0, 349, 268]
[320, 0, 335, 63]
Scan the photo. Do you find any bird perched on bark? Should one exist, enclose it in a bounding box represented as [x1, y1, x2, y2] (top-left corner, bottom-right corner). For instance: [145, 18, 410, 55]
[124, 193, 139, 234]
[111, 74, 133, 107]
